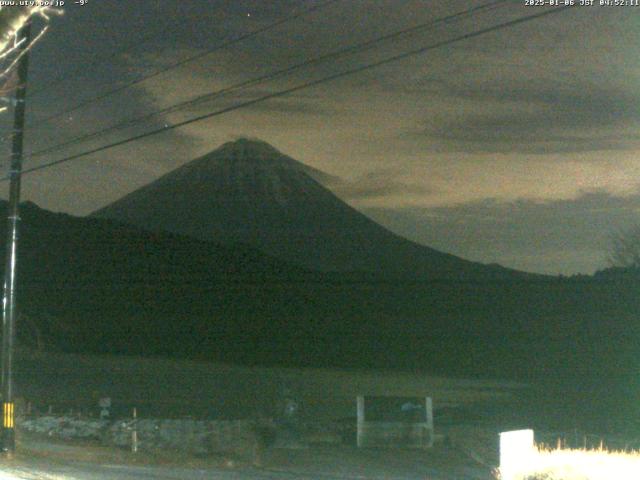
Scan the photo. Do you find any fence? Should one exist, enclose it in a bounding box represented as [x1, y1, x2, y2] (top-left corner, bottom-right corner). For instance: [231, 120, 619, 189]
[356, 395, 433, 448]
[17, 413, 271, 458]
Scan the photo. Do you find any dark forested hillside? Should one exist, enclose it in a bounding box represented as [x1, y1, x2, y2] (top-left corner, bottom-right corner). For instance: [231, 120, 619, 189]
[1, 201, 638, 393]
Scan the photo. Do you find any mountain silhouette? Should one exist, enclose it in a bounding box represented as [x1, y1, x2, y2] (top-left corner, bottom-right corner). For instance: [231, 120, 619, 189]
[93, 138, 524, 279]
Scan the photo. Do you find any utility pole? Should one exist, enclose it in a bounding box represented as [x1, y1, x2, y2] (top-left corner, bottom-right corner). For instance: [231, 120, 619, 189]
[1, 21, 32, 454]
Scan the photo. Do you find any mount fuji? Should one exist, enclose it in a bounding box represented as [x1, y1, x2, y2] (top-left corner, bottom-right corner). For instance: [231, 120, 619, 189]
[93, 138, 524, 279]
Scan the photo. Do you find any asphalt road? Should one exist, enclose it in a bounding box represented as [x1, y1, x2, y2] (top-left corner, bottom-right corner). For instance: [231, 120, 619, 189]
[0, 437, 494, 480]
[0, 461, 313, 480]
[0, 459, 492, 480]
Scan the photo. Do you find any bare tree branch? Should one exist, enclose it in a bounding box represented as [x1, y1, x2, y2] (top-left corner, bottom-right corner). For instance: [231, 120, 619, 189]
[607, 225, 640, 268]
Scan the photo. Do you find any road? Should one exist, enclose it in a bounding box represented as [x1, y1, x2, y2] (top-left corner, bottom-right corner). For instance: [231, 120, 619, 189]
[0, 461, 328, 480]
[0, 438, 494, 479]
[0, 456, 492, 480]
[0, 464, 490, 480]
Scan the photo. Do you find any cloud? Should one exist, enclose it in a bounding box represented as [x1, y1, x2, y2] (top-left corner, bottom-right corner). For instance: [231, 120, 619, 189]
[362, 191, 640, 274]
[416, 83, 640, 154]
[184, 87, 334, 117]
[330, 168, 436, 202]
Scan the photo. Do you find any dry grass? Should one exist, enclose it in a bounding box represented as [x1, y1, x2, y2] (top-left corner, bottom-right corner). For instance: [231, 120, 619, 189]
[499, 446, 640, 480]
[15, 349, 523, 421]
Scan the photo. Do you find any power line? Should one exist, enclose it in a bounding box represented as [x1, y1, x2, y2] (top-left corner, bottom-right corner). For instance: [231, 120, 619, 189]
[25, 0, 341, 129]
[18, 5, 573, 177]
[8, 5, 574, 181]
[26, 0, 510, 161]
[28, 18, 179, 99]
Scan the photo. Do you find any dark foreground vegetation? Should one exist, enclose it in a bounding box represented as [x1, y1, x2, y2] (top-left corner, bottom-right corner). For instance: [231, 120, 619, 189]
[3, 201, 640, 432]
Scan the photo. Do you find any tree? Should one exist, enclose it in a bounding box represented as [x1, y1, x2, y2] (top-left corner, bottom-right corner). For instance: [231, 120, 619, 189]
[607, 225, 640, 269]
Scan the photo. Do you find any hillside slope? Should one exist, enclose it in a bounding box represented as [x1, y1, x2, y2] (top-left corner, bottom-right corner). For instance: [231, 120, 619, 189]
[0, 201, 636, 387]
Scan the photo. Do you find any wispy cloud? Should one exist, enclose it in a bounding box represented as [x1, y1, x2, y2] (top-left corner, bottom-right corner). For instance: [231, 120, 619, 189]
[417, 83, 640, 154]
[363, 191, 640, 274]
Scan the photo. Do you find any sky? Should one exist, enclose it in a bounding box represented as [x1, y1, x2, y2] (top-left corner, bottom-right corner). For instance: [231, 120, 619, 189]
[0, 0, 638, 275]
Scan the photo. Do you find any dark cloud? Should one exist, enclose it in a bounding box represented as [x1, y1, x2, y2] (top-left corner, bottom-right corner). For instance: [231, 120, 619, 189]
[331, 169, 436, 201]
[415, 82, 640, 154]
[196, 88, 334, 116]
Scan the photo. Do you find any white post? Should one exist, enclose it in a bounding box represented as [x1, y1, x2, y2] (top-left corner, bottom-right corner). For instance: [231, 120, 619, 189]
[425, 397, 433, 447]
[131, 407, 138, 453]
[500, 429, 535, 480]
[356, 396, 364, 448]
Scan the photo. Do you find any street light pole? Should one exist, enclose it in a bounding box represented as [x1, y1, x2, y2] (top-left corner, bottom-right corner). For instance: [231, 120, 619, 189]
[1, 21, 32, 453]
